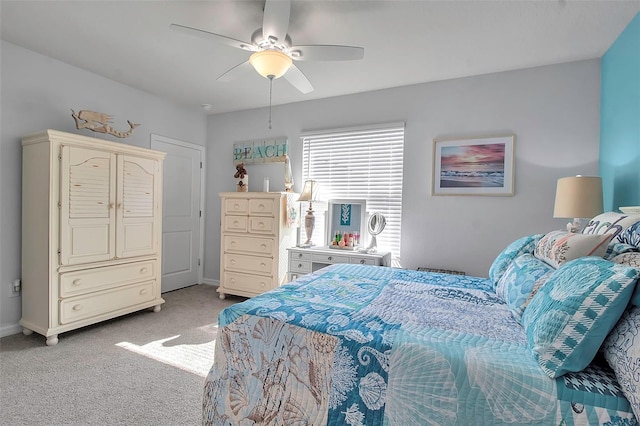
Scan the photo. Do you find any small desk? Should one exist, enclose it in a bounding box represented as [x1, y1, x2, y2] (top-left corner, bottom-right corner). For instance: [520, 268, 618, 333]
[287, 246, 392, 282]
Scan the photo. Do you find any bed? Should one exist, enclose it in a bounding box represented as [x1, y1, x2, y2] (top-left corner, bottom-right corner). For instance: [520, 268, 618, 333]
[203, 212, 640, 425]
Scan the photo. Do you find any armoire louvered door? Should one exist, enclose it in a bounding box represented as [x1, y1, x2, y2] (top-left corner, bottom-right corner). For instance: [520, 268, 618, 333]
[60, 147, 160, 265]
[60, 145, 116, 265]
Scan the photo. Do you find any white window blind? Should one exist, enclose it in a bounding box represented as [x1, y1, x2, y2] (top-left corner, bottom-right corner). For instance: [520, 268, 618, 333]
[301, 123, 404, 262]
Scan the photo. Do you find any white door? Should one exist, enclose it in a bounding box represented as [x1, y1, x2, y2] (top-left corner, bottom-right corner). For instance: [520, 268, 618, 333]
[151, 135, 204, 292]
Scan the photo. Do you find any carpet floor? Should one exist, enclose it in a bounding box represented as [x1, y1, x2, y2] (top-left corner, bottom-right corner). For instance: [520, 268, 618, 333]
[0, 285, 243, 425]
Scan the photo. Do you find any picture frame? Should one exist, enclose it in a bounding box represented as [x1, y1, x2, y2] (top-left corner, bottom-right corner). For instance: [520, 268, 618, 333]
[325, 199, 367, 247]
[432, 134, 515, 196]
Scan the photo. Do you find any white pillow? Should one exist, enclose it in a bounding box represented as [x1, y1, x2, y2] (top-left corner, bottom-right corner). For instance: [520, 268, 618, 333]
[534, 230, 612, 269]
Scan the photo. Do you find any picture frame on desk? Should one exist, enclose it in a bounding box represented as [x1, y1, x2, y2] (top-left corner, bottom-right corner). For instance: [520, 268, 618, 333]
[325, 199, 367, 247]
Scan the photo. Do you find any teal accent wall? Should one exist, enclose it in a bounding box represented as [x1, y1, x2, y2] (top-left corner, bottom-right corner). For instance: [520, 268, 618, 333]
[600, 12, 640, 211]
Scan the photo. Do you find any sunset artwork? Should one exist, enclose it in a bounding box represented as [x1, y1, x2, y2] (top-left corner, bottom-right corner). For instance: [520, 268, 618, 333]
[432, 135, 514, 196]
[440, 143, 505, 188]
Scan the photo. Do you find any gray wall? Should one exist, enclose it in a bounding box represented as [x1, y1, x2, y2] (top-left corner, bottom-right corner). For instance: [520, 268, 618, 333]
[205, 60, 601, 282]
[0, 41, 207, 336]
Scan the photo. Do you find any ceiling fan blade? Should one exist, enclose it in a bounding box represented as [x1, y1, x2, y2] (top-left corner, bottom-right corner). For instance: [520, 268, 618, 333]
[283, 64, 314, 94]
[289, 45, 364, 61]
[170, 24, 256, 52]
[262, 0, 290, 44]
[217, 60, 254, 82]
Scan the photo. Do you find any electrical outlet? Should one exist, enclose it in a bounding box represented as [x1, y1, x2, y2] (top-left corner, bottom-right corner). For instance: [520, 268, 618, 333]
[9, 279, 21, 298]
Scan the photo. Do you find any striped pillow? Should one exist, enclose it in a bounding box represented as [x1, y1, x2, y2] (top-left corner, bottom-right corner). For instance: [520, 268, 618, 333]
[534, 230, 612, 269]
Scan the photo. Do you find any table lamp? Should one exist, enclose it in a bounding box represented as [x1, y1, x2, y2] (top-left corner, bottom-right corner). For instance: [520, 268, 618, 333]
[553, 175, 603, 233]
[297, 180, 318, 247]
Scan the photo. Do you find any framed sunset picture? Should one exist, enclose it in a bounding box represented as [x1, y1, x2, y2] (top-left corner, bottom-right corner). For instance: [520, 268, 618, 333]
[432, 135, 515, 196]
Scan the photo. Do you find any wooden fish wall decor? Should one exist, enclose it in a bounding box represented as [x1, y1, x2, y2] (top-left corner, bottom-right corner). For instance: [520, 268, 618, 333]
[71, 109, 140, 138]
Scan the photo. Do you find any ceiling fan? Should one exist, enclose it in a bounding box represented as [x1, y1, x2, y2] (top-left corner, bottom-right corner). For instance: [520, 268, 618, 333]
[170, 0, 364, 95]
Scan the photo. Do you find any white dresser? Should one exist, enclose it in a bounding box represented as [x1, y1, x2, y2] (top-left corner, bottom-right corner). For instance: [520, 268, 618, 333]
[287, 246, 392, 281]
[218, 192, 297, 299]
[20, 130, 165, 345]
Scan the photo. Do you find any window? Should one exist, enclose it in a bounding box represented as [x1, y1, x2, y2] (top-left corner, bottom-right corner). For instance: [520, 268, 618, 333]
[301, 123, 405, 262]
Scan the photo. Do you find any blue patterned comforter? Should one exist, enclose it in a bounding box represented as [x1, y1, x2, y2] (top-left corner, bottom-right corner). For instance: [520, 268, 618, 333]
[203, 264, 636, 425]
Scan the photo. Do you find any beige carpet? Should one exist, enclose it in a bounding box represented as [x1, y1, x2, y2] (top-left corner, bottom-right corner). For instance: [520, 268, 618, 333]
[0, 285, 243, 425]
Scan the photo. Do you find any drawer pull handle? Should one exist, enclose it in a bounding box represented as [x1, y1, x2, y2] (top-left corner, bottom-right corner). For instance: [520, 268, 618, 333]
[260, 282, 266, 287]
[230, 278, 236, 283]
[259, 204, 265, 210]
[231, 241, 237, 247]
[328, 256, 333, 261]
[298, 253, 303, 258]
[260, 263, 267, 268]
[298, 263, 303, 268]
[258, 222, 265, 228]
[261, 244, 267, 249]
[72, 279, 82, 286]
[231, 259, 236, 265]
[234, 203, 240, 209]
[360, 260, 365, 264]
[234, 221, 240, 226]
[72, 304, 83, 311]
[140, 267, 148, 274]
[139, 288, 148, 295]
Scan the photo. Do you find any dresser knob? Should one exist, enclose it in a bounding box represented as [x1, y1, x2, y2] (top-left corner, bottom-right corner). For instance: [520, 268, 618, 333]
[72, 279, 82, 286]
[328, 256, 333, 261]
[298, 263, 303, 268]
[360, 259, 365, 264]
[231, 259, 236, 265]
[260, 282, 266, 287]
[260, 263, 267, 268]
[72, 304, 83, 311]
[298, 253, 303, 258]
[231, 241, 237, 247]
[139, 288, 148, 295]
[259, 204, 265, 210]
[259, 222, 264, 228]
[234, 221, 239, 226]
[261, 244, 267, 249]
[140, 267, 148, 274]
[230, 278, 236, 283]
[234, 203, 240, 209]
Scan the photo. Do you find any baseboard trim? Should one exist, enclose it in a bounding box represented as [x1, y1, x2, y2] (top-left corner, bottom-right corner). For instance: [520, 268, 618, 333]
[201, 278, 219, 286]
[0, 323, 23, 338]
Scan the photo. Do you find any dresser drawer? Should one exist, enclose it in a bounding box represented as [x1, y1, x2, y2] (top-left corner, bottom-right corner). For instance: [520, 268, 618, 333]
[59, 260, 156, 297]
[249, 198, 276, 216]
[289, 259, 312, 273]
[223, 271, 273, 294]
[224, 253, 272, 275]
[59, 281, 155, 324]
[248, 216, 276, 235]
[223, 216, 248, 232]
[350, 257, 377, 266]
[312, 253, 350, 264]
[224, 198, 248, 215]
[224, 235, 274, 255]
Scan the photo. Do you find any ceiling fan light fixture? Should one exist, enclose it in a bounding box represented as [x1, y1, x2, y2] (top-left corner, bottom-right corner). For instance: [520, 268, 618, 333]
[249, 50, 292, 79]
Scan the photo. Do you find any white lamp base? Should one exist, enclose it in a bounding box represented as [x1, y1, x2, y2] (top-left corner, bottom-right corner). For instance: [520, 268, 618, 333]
[566, 218, 582, 233]
[300, 203, 315, 247]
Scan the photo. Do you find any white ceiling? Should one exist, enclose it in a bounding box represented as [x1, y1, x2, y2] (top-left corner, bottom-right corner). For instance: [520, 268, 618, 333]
[2, 1, 639, 115]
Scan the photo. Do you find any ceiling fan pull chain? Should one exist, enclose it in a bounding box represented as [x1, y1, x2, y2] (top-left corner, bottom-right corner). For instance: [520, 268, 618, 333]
[268, 75, 273, 129]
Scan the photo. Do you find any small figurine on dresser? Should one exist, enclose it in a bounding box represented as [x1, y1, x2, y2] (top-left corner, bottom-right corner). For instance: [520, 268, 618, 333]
[234, 163, 248, 192]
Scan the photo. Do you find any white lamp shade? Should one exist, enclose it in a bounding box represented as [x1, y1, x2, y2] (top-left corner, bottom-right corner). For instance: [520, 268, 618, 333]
[297, 180, 318, 202]
[249, 50, 292, 79]
[553, 176, 603, 219]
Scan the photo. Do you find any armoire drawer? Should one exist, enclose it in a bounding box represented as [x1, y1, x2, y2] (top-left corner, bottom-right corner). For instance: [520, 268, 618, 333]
[223, 216, 248, 232]
[223, 271, 274, 294]
[223, 235, 274, 255]
[59, 281, 156, 324]
[224, 198, 249, 215]
[59, 260, 156, 297]
[249, 198, 276, 216]
[224, 253, 272, 275]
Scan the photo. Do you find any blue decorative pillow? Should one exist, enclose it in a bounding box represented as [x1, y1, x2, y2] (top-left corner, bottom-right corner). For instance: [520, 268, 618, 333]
[604, 242, 639, 260]
[495, 254, 554, 323]
[611, 251, 640, 307]
[602, 305, 640, 420]
[489, 234, 543, 289]
[521, 257, 639, 378]
[617, 220, 640, 246]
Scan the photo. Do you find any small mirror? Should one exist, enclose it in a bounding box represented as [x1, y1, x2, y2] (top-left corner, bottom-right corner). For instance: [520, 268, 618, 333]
[366, 212, 386, 252]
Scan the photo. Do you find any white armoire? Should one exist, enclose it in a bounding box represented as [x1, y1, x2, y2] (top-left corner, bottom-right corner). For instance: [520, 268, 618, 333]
[20, 130, 165, 345]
